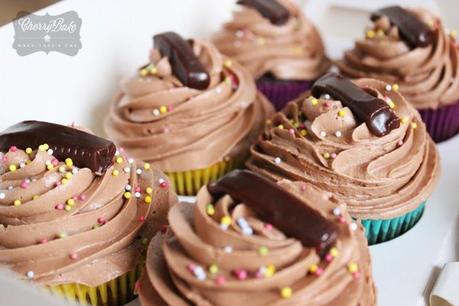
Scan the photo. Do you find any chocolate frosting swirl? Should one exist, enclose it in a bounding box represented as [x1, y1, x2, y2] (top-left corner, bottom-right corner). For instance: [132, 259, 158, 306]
[338, 8, 459, 109]
[0, 146, 176, 286]
[104, 39, 273, 172]
[138, 181, 375, 306]
[247, 78, 440, 219]
[212, 0, 330, 80]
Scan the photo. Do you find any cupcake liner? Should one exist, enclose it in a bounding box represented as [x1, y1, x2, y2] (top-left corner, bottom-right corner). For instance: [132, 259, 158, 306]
[47, 263, 143, 306]
[166, 159, 241, 196]
[418, 101, 459, 142]
[361, 202, 426, 245]
[256, 78, 314, 111]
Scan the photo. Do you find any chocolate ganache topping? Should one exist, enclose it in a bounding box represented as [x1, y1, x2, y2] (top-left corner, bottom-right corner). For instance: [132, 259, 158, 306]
[338, 6, 459, 109]
[138, 170, 376, 305]
[247, 76, 440, 219]
[212, 0, 330, 80]
[105, 32, 273, 172]
[0, 122, 177, 286]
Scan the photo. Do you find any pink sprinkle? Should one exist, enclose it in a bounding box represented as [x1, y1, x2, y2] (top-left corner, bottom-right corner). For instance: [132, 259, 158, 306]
[69, 253, 78, 260]
[353, 271, 361, 279]
[299, 123, 305, 129]
[187, 264, 196, 272]
[39, 238, 48, 244]
[134, 186, 141, 192]
[397, 140, 403, 146]
[324, 101, 332, 108]
[338, 216, 347, 224]
[138, 215, 146, 222]
[215, 276, 226, 285]
[55, 204, 64, 210]
[134, 281, 141, 291]
[78, 194, 86, 201]
[288, 129, 295, 135]
[2, 156, 8, 163]
[51, 159, 59, 166]
[9, 146, 17, 152]
[97, 217, 106, 225]
[72, 196, 78, 200]
[119, 147, 125, 153]
[315, 267, 324, 276]
[163, 127, 170, 133]
[167, 105, 174, 112]
[159, 181, 168, 188]
[331, 153, 337, 159]
[325, 254, 333, 262]
[233, 269, 247, 280]
[20, 181, 29, 189]
[264, 223, 273, 231]
[55, 181, 61, 187]
[255, 271, 264, 279]
[161, 224, 169, 234]
[300, 184, 307, 192]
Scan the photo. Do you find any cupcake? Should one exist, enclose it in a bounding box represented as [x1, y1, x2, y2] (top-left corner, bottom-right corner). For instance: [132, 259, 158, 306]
[0, 121, 177, 306]
[138, 169, 376, 305]
[247, 73, 440, 244]
[212, 0, 330, 110]
[105, 32, 273, 196]
[338, 5, 459, 142]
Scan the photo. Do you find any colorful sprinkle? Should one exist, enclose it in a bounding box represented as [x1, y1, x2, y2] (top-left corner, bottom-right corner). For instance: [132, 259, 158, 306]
[280, 287, 292, 299]
[0, 193, 5, 200]
[385, 84, 392, 91]
[233, 269, 247, 280]
[65, 158, 73, 167]
[264, 223, 273, 231]
[220, 216, 232, 230]
[143, 162, 151, 170]
[208, 264, 219, 274]
[274, 157, 282, 165]
[223, 245, 233, 253]
[319, 131, 326, 137]
[366, 30, 375, 38]
[9, 164, 17, 172]
[58, 232, 68, 239]
[332, 207, 341, 216]
[323, 152, 330, 159]
[14, 200, 21, 206]
[25, 147, 32, 154]
[124, 192, 132, 199]
[67, 199, 75, 206]
[348, 263, 359, 273]
[338, 109, 346, 117]
[309, 264, 319, 273]
[401, 117, 409, 124]
[206, 204, 215, 216]
[146, 187, 153, 194]
[26, 271, 34, 279]
[335, 131, 342, 138]
[69, 253, 78, 260]
[258, 246, 269, 256]
[266, 264, 276, 277]
[350, 222, 358, 231]
[215, 275, 226, 285]
[55, 204, 64, 210]
[224, 59, 233, 68]
[144, 196, 152, 204]
[138, 215, 146, 222]
[159, 106, 168, 114]
[97, 217, 106, 225]
[411, 122, 418, 129]
[310, 97, 319, 106]
[192, 266, 207, 281]
[159, 179, 168, 188]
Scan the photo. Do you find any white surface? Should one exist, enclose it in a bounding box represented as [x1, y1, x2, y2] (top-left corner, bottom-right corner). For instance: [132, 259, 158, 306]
[0, 1, 458, 306]
[430, 262, 459, 306]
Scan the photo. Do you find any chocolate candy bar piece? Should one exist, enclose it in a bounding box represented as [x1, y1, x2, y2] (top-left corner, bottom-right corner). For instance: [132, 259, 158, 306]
[237, 0, 290, 25]
[0, 121, 116, 175]
[312, 73, 400, 137]
[371, 6, 432, 48]
[154, 32, 210, 90]
[208, 170, 339, 254]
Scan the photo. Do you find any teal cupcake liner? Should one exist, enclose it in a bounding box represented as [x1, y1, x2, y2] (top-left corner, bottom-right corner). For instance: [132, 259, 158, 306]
[362, 202, 426, 245]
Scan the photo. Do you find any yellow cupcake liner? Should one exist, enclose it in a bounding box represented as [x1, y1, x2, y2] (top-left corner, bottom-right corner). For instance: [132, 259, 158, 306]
[166, 159, 241, 196]
[46, 262, 144, 306]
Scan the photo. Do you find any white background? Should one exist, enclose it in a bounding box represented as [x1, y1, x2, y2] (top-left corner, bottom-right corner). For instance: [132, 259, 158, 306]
[0, 1, 458, 306]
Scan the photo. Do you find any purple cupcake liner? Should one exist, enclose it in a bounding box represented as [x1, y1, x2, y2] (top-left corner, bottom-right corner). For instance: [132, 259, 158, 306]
[256, 78, 314, 111]
[418, 101, 459, 143]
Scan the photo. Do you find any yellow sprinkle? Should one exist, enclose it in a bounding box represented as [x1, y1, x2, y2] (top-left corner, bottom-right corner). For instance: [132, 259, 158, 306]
[209, 264, 219, 274]
[25, 160, 32, 165]
[115, 157, 123, 164]
[323, 152, 330, 159]
[9, 164, 17, 172]
[59, 166, 66, 173]
[65, 205, 72, 211]
[61, 178, 69, 185]
[124, 192, 132, 199]
[46, 163, 54, 170]
[280, 287, 292, 299]
[292, 46, 303, 54]
[64, 172, 73, 179]
[149, 66, 158, 74]
[223, 59, 232, 68]
[65, 158, 73, 167]
[310, 97, 319, 106]
[159, 106, 168, 114]
[266, 119, 272, 125]
[58, 232, 67, 239]
[411, 122, 418, 129]
[144, 196, 152, 204]
[451, 30, 457, 39]
[348, 263, 359, 273]
[38, 144, 49, 152]
[376, 29, 385, 37]
[388, 100, 395, 109]
[266, 264, 276, 277]
[25, 147, 32, 154]
[221, 216, 232, 226]
[258, 246, 269, 256]
[256, 37, 265, 45]
[146, 187, 153, 194]
[139, 68, 148, 77]
[112, 169, 119, 176]
[67, 199, 75, 206]
[392, 84, 399, 92]
[330, 247, 339, 257]
[300, 129, 307, 137]
[366, 30, 375, 38]
[206, 204, 215, 216]
[401, 117, 409, 124]
[32, 195, 39, 200]
[144, 162, 151, 170]
[14, 200, 21, 206]
[309, 264, 318, 273]
[277, 124, 284, 130]
[338, 109, 346, 117]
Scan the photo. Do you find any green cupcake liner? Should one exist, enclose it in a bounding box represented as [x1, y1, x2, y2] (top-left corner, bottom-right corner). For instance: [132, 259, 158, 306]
[362, 202, 426, 245]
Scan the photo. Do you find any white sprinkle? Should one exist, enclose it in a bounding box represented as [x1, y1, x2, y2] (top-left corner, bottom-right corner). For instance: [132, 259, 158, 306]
[115, 150, 120, 155]
[19, 162, 26, 168]
[350, 222, 358, 231]
[237, 218, 249, 227]
[320, 131, 327, 137]
[45, 160, 51, 165]
[0, 193, 5, 199]
[123, 167, 131, 173]
[158, 178, 166, 184]
[240, 101, 249, 108]
[152, 109, 160, 116]
[385, 84, 392, 91]
[274, 157, 282, 165]
[72, 168, 79, 174]
[242, 227, 254, 236]
[220, 223, 230, 231]
[193, 266, 207, 281]
[223, 245, 233, 253]
[125, 184, 132, 191]
[128, 158, 134, 164]
[323, 94, 331, 100]
[24, 179, 31, 184]
[26, 271, 34, 279]
[235, 30, 244, 38]
[216, 87, 222, 94]
[7, 186, 13, 190]
[135, 192, 141, 198]
[47, 149, 54, 155]
[136, 168, 142, 175]
[335, 131, 342, 138]
[32, 178, 37, 182]
[332, 207, 341, 216]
